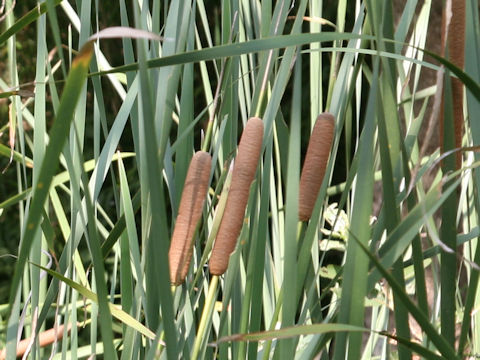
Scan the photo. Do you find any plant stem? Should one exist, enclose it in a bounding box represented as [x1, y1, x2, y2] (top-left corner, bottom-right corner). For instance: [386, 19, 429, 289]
[192, 275, 219, 360]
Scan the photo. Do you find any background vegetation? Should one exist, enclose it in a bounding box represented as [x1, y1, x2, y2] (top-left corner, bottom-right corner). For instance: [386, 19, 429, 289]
[1, 0, 479, 359]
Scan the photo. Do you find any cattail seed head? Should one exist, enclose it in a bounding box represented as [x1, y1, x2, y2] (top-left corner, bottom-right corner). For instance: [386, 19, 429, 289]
[169, 151, 212, 285]
[209, 117, 264, 275]
[298, 113, 335, 222]
[440, 1, 465, 169]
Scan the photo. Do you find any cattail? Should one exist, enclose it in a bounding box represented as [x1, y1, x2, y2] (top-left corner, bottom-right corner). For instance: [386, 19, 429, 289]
[0, 324, 71, 359]
[298, 113, 335, 222]
[169, 151, 212, 285]
[209, 117, 264, 275]
[440, 0, 465, 169]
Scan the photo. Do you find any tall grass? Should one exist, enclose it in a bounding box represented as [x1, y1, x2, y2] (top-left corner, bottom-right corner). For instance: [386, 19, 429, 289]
[1, 0, 480, 359]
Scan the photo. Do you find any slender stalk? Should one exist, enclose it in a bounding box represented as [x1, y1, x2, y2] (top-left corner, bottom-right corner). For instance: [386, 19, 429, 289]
[191, 275, 219, 360]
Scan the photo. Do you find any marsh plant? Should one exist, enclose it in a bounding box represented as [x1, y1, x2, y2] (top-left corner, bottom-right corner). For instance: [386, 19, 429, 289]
[1, 0, 480, 359]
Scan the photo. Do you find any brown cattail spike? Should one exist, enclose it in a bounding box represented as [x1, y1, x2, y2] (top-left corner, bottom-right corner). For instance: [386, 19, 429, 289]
[298, 113, 335, 222]
[209, 117, 264, 275]
[169, 151, 212, 285]
[440, 0, 465, 169]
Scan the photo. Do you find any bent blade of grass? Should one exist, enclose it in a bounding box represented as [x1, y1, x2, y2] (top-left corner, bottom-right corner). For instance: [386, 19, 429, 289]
[91, 33, 480, 118]
[0, 143, 33, 168]
[218, 323, 368, 343]
[8, 41, 94, 310]
[368, 173, 463, 289]
[29, 263, 155, 340]
[219, 322, 444, 360]
[302, 46, 443, 73]
[350, 231, 459, 359]
[91, 32, 374, 77]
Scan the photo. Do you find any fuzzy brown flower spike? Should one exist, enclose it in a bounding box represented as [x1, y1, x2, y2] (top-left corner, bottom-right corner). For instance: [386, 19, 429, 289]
[299, 113, 335, 222]
[209, 117, 264, 276]
[169, 151, 212, 285]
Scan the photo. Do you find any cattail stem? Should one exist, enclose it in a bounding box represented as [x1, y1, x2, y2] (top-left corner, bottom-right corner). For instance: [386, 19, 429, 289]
[298, 113, 335, 222]
[191, 275, 219, 360]
[209, 117, 264, 275]
[169, 151, 212, 285]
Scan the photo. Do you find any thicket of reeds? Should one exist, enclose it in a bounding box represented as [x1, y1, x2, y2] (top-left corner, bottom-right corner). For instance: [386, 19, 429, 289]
[1, 0, 480, 359]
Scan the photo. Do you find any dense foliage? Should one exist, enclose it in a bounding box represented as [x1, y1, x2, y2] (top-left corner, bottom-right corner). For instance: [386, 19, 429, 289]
[1, 1, 480, 359]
